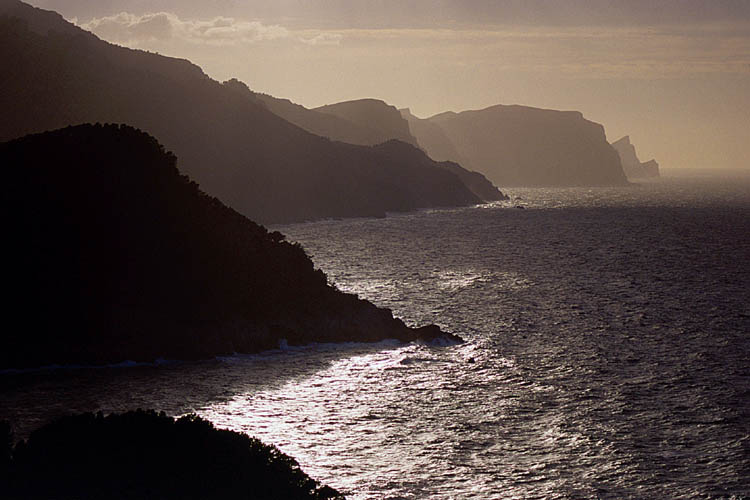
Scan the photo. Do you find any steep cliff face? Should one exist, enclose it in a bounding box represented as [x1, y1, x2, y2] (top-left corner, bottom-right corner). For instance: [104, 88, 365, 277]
[424, 105, 629, 187]
[0, 1, 479, 224]
[0, 124, 459, 369]
[314, 99, 420, 147]
[611, 136, 660, 179]
[611, 135, 641, 168]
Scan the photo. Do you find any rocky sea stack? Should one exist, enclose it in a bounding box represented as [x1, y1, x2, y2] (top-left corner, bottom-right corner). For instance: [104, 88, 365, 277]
[611, 136, 660, 179]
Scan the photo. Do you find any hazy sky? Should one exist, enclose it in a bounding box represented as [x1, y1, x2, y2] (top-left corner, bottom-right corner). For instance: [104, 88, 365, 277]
[28, 0, 750, 171]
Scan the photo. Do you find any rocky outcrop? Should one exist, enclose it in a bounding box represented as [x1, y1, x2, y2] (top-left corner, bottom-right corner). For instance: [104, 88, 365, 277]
[0, 124, 461, 369]
[419, 105, 629, 187]
[0, 1, 480, 224]
[611, 136, 660, 179]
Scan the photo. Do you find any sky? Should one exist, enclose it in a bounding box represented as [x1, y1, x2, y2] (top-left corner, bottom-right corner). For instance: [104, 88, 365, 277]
[27, 0, 750, 171]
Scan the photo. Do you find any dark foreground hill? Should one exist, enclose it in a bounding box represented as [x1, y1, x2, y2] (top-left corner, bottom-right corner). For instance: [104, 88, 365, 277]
[0, 410, 343, 499]
[413, 105, 629, 187]
[0, 0, 479, 224]
[243, 88, 506, 202]
[0, 124, 458, 369]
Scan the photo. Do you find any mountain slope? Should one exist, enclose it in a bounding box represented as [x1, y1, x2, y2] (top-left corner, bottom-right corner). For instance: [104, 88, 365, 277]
[611, 136, 660, 179]
[231, 85, 505, 201]
[0, 124, 458, 369]
[0, 1, 479, 224]
[424, 105, 629, 187]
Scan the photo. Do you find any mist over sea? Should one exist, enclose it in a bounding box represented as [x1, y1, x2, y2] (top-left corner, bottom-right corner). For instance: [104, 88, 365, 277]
[2, 174, 749, 499]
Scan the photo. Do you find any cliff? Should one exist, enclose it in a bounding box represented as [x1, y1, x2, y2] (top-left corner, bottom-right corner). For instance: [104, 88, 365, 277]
[0, 124, 460, 369]
[314, 98, 420, 147]
[422, 105, 629, 187]
[611, 136, 660, 179]
[0, 1, 480, 224]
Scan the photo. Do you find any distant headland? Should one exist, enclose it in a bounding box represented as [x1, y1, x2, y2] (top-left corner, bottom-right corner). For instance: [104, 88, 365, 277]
[403, 105, 630, 187]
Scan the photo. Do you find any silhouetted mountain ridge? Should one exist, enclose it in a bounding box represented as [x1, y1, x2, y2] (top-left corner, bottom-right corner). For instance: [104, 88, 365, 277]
[1, 124, 460, 369]
[314, 98, 419, 147]
[0, 0, 80, 36]
[0, 0, 480, 224]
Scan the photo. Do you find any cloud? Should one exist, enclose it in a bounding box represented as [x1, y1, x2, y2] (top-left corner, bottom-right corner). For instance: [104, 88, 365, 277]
[77, 12, 749, 79]
[299, 32, 343, 46]
[80, 12, 291, 46]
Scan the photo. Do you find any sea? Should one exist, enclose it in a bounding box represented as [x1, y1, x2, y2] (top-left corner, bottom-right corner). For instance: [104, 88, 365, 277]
[2, 172, 749, 499]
